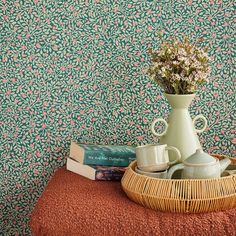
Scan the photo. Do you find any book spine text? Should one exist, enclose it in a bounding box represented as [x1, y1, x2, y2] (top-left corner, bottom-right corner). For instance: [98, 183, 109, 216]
[84, 152, 135, 166]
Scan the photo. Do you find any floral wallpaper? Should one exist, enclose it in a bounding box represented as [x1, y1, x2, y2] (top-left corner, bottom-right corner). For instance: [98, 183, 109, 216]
[0, 0, 235, 234]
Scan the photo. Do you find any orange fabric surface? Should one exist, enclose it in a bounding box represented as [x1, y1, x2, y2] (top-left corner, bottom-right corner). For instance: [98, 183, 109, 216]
[30, 168, 236, 236]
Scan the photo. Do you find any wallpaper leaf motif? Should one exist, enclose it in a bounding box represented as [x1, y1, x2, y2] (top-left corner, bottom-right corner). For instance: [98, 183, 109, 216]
[0, 0, 235, 234]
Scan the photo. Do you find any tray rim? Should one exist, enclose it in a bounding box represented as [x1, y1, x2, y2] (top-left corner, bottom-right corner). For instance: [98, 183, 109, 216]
[127, 160, 236, 182]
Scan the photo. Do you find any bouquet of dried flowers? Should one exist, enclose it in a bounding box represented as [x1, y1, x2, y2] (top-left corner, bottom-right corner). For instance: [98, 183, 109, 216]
[146, 36, 211, 94]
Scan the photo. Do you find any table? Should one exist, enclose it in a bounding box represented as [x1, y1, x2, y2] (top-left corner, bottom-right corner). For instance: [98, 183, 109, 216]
[30, 168, 236, 236]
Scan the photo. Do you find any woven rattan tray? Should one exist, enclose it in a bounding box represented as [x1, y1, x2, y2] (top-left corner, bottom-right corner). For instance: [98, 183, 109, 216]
[121, 157, 236, 213]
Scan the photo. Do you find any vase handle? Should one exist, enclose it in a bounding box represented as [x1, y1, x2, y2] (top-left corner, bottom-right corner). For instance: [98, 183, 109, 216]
[193, 114, 208, 133]
[151, 118, 168, 137]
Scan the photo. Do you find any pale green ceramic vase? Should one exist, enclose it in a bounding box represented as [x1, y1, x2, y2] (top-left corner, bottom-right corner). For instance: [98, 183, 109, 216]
[151, 93, 208, 162]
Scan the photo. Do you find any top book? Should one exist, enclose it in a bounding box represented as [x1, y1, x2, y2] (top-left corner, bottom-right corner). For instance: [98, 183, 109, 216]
[69, 141, 136, 167]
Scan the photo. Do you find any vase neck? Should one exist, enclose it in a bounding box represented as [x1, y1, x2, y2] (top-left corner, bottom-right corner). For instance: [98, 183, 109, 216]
[164, 94, 195, 109]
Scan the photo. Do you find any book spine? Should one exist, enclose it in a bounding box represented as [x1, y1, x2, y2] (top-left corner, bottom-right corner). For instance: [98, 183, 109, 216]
[95, 170, 125, 181]
[84, 151, 135, 166]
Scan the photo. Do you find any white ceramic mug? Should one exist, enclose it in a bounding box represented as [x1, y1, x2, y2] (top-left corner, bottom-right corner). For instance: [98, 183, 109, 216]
[135, 166, 167, 179]
[136, 144, 181, 172]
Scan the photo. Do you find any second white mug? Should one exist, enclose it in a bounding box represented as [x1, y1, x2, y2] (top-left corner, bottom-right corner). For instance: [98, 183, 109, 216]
[136, 144, 181, 172]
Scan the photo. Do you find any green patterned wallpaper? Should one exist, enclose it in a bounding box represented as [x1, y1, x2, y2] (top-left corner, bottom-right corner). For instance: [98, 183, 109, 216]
[0, 0, 235, 234]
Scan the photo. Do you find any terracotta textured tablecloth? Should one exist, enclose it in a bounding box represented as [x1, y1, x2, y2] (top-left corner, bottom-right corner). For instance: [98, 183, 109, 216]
[30, 168, 236, 236]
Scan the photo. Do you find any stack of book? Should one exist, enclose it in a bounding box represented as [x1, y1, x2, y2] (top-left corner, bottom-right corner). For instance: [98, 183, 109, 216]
[66, 141, 136, 181]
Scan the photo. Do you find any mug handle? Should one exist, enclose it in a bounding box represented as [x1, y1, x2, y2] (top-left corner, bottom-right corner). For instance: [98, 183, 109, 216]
[167, 163, 184, 179]
[193, 114, 208, 133]
[151, 118, 168, 137]
[165, 146, 181, 165]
